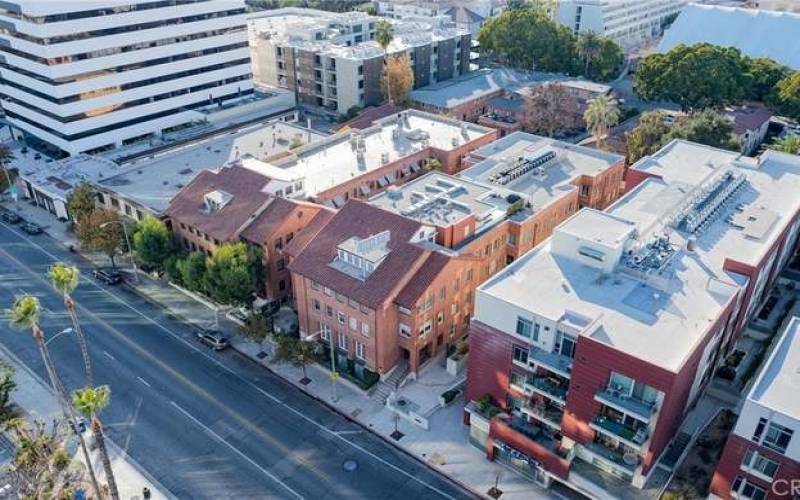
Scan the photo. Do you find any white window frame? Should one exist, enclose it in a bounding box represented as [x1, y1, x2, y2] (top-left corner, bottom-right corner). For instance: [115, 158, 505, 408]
[338, 333, 348, 350]
[356, 341, 365, 360]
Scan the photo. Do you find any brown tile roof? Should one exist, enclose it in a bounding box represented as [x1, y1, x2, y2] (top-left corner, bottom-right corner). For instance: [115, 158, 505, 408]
[335, 103, 400, 132]
[238, 197, 299, 244]
[164, 165, 271, 242]
[727, 105, 773, 135]
[394, 251, 451, 309]
[288, 200, 429, 309]
[283, 208, 336, 259]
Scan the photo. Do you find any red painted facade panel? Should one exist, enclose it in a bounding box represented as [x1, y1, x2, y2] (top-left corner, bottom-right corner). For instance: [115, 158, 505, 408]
[489, 417, 571, 479]
[465, 320, 516, 407]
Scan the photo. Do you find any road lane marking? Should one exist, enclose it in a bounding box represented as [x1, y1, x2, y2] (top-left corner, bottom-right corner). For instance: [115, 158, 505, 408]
[0, 226, 463, 499]
[169, 401, 303, 500]
[103, 351, 115, 361]
[136, 376, 151, 388]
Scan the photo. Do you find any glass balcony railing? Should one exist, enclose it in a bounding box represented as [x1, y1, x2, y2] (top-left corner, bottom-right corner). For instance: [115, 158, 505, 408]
[530, 348, 573, 377]
[522, 403, 564, 428]
[590, 416, 649, 449]
[582, 440, 639, 474]
[526, 376, 569, 403]
[595, 389, 656, 422]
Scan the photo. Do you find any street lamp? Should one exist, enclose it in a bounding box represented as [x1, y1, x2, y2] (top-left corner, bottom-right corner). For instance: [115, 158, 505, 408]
[99, 220, 140, 283]
[45, 327, 73, 347]
[303, 329, 338, 402]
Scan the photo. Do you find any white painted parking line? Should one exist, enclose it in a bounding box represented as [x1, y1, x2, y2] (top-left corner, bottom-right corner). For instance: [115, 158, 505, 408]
[103, 350, 115, 361]
[137, 376, 151, 388]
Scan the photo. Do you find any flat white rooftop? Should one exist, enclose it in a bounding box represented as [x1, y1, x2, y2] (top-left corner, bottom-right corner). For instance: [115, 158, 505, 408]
[242, 110, 494, 198]
[462, 132, 623, 210]
[477, 140, 800, 371]
[99, 121, 323, 214]
[750, 316, 800, 418]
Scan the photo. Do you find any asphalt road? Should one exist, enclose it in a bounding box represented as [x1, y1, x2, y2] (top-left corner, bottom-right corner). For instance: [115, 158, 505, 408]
[0, 220, 476, 500]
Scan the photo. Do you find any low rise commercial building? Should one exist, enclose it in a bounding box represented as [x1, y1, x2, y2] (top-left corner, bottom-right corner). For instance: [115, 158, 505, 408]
[464, 140, 800, 495]
[249, 8, 472, 114]
[710, 317, 800, 500]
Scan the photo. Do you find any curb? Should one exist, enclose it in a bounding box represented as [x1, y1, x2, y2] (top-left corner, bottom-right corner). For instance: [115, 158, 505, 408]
[227, 343, 483, 500]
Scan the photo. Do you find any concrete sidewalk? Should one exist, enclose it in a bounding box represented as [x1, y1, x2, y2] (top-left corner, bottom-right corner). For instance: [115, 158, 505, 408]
[0, 343, 173, 500]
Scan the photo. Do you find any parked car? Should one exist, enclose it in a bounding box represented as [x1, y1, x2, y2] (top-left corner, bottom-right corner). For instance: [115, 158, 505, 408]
[21, 222, 42, 234]
[0, 212, 21, 224]
[196, 329, 229, 351]
[92, 268, 122, 285]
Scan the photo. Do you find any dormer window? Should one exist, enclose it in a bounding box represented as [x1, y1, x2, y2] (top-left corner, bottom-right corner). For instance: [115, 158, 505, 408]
[331, 231, 391, 280]
[203, 189, 233, 213]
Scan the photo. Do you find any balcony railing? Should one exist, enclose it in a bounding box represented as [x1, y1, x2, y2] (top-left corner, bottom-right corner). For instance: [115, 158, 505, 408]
[595, 389, 656, 423]
[582, 440, 639, 475]
[522, 403, 564, 429]
[530, 348, 573, 378]
[590, 416, 649, 450]
[526, 376, 569, 404]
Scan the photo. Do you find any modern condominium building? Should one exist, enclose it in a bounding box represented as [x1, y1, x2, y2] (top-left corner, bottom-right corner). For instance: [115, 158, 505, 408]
[0, 0, 253, 155]
[710, 317, 800, 500]
[464, 140, 800, 496]
[555, 0, 688, 49]
[249, 8, 471, 114]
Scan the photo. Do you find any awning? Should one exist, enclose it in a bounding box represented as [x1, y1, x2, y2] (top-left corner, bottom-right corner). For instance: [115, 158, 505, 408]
[385, 172, 396, 183]
[410, 164, 421, 173]
[377, 177, 388, 188]
[360, 184, 371, 196]
[332, 195, 346, 208]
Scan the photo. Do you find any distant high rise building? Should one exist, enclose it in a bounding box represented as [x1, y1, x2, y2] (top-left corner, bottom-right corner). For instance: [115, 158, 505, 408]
[555, 0, 688, 49]
[0, 0, 254, 156]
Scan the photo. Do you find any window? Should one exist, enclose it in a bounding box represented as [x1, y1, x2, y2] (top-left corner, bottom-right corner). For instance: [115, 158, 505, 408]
[279, 280, 286, 291]
[356, 341, 365, 360]
[349, 316, 358, 331]
[337, 333, 348, 350]
[752, 417, 767, 442]
[399, 323, 411, 338]
[274, 237, 283, 250]
[335, 293, 345, 303]
[361, 322, 370, 337]
[439, 287, 446, 300]
[419, 321, 432, 337]
[320, 323, 331, 341]
[312, 299, 321, 312]
[310, 280, 320, 291]
[512, 345, 528, 365]
[437, 311, 444, 324]
[277, 258, 286, 271]
[763, 422, 793, 453]
[742, 450, 778, 479]
[421, 293, 433, 312]
[508, 233, 517, 245]
[348, 298, 359, 309]
[466, 269, 473, 282]
[337, 312, 346, 325]
[324, 287, 333, 297]
[451, 302, 457, 315]
[510, 372, 526, 391]
[555, 331, 576, 358]
[732, 476, 767, 500]
[326, 305, 333, 318]
[516, 317, 533, 339]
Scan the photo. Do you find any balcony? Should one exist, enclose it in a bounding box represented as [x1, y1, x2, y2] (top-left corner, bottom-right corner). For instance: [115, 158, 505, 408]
[521, 402, 564, 430]
[490, 415, 572, 479]
[526, 376, 569, 404]
[594, 389, 656, 423]
[530, 348, 573, 378]
[590, 416, 649, 450]
[581, 440, 639, 475]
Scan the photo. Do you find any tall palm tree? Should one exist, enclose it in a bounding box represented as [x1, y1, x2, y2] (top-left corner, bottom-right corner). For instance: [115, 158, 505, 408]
[577, 32, 601, 78]
[72, 386, 119, 500]
[375, 20, 395, 103]
[8, 295, 103, 500]
[49, 263, 93, 387]
[584, 95, 621, 149]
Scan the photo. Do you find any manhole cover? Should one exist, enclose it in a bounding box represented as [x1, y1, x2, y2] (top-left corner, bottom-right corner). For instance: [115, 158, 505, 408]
[397, 399, 407, 407]
[342, 459, 358, 472]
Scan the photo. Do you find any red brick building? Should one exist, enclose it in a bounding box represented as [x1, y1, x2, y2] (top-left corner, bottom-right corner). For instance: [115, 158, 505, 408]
[710, 317, 800, 500]
[463, 141, 800, 495]
[164, 165, 330, 303]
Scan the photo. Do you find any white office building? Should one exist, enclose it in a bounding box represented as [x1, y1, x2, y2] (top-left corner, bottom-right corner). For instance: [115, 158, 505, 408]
[555, 0, 688, 49]
[0, 0, 254, 156]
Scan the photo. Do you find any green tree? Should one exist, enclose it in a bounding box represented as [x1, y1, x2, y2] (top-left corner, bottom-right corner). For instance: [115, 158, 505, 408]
[0, 143, 15, 196]
[274, 336, 318, 382]
[668, 109, 737, 150]
[176, 252, 207, 291]
[477, 7, 577, 73]
[769, 135, 800, 155]
[634, 43, 751, 110]
[203, 242, 256, 306]
[74, 209, 127, 268]
[591, 37, 623, 81]
[66, 183, 97, 223]
[239, 314, 270, 340]
[0, 360, 15, 419]
[48, 263, 93, 387]
[577, 32, 601, 79]
[584, 95, 621, 148]
[72, 385, 119, 500]
[374, 20, 394, 52]
[382, 52, 414, 105]
[626, 111, 671, 163]
[132, 215, 174, 270]
[772, 71, 800, 120]
[746, 57, 790, 101]
[424, 158, 442, 171]
[8, 295, 102, 500]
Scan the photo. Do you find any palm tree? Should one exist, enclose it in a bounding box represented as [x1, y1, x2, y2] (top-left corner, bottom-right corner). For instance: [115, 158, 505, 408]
[49, 263, 93, 387]
[577, 32, 602, 78]
[72, 386, 119, 500]
[375, 20, 396, 103]
[0, 143, 16, 207]
[8, 295, 103, 500]
[584, 95, 621, 149]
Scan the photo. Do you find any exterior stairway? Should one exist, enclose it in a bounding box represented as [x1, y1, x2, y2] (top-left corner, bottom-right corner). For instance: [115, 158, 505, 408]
[659, 431, 692, 470]
[371, 359, 409, 405]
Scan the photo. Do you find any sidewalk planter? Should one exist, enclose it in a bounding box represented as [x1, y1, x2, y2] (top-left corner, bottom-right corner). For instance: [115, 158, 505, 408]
[319, 349, 380, 391]
[439, 388, 463, 408]
[446, 352, 468, 376]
